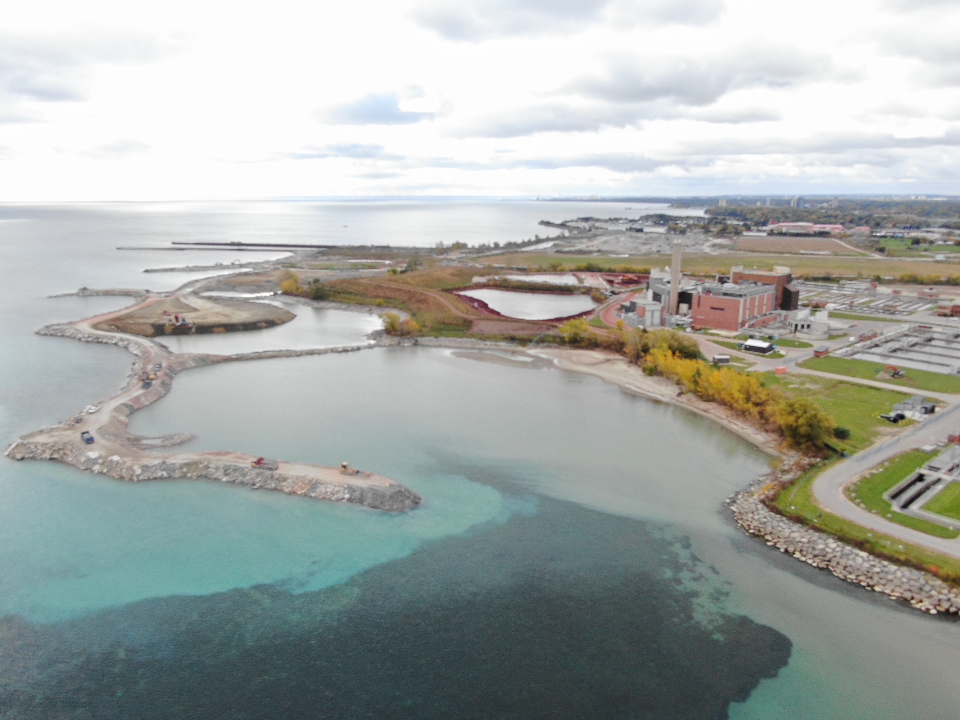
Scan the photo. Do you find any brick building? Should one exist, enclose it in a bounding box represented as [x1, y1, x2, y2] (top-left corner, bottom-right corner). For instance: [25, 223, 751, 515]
[730, 265, 799, 311]
[692, 283, 777, 332]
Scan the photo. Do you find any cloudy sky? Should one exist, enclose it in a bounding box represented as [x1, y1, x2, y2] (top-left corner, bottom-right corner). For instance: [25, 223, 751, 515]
[2, 0, 959, 200]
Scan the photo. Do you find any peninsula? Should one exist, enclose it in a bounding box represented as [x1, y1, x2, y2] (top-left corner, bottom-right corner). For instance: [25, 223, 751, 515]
[5, 291, 421, 513]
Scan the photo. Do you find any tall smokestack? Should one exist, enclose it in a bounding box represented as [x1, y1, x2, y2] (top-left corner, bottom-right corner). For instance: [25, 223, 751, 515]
[669, 243, 682, 315]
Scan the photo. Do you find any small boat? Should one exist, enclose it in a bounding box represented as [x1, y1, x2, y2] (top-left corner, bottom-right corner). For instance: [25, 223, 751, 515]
[84, 405, 100, 414]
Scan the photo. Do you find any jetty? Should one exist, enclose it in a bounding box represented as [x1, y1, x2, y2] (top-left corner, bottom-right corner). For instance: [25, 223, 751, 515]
[5, 293, 421, 513]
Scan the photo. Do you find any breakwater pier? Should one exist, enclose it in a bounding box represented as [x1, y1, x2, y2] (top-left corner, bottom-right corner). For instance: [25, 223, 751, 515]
[5, 294, 421, 513]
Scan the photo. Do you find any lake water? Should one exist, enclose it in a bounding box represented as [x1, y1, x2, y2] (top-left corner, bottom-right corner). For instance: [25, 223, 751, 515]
[3, 200, 960, 719]
[458, 288, 597, 320]
[159, 299, 382, 355]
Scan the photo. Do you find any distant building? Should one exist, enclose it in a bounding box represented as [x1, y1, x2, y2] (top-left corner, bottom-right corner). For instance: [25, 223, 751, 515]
[768, 222, 844, 235]
[691, 282, 777, 332]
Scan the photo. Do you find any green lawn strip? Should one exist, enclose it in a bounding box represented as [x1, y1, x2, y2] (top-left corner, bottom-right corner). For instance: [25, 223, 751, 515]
[826, 312, 906, 323]
[772, 339, 813, 348]
[774, 461, 960, 581]
[762, 372, 909, 454]
[800, 356, 960, 393]
[848, 450, 956, 538]
[922, 483, 960, 522]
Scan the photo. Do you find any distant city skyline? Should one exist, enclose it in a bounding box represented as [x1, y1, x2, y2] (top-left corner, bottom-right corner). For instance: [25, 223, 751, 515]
[2, 0, 959, 200]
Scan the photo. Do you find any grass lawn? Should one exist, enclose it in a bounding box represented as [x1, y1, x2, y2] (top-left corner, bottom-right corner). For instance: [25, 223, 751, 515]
[800, 355, 960, 393]
[763, 372, 910, 454]
[847, 450, 956, 537]
[483, 251, 960, 282]
[774, 461, 960, 581]
[827, 312, 906, 323]
[772, 339, 813, 348]
[923, 483, 960, 522]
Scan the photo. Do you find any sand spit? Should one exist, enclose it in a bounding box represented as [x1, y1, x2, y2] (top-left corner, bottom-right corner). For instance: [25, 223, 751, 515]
[6, 313, 421, 512]
[93, 295, 295, 338]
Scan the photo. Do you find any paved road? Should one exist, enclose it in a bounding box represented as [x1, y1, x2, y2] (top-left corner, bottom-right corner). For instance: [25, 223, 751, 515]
[810, 398, 960, 558]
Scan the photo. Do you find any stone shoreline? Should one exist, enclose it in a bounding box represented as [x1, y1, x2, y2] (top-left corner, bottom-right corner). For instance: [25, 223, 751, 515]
[729, 472, 960, 615]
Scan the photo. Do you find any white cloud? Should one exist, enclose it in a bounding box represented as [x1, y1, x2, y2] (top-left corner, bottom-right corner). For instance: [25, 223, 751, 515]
[410, 0, 724, 41]
[0, 0, 956, 199]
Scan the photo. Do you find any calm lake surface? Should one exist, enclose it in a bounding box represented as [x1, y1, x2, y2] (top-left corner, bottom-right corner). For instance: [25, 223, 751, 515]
[458, 288, 597, 320]
[159, 299, 382, 355]
[2, 200, 960, 719]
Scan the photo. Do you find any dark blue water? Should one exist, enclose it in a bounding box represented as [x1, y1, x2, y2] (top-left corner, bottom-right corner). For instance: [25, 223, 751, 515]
[0, 497, 789, 720]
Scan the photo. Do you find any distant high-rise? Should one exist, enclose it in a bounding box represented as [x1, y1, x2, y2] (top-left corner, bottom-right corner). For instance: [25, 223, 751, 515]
[790, 196, 805, 209]
[718, 198, 728, 207]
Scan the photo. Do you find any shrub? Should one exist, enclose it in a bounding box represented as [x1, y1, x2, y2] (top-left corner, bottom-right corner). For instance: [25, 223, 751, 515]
[309, 284, 330, 301]
[382, 312, 419, 336]
[833, 427, 851, 440]
[279, 270, 302, 295]
[558, 318, 599, 347]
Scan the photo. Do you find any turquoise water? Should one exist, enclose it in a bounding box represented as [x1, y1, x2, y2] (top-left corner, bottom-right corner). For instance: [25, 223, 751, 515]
[3, 201, 960, 719]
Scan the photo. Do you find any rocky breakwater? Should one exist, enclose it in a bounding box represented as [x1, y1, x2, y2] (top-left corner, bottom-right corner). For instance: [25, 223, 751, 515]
[730, 479, 960, 615]
[5, 439, 421, 512]
[16, 323, 422, 512]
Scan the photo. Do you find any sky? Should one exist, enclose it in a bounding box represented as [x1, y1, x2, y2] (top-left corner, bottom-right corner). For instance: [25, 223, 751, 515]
[1, 0, 959, 200]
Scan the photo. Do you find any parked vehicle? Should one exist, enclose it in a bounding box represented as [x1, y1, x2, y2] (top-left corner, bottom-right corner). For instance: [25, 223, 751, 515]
[80, 431, 95, 444]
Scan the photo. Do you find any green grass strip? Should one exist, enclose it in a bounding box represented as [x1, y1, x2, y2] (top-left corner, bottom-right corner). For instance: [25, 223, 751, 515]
[923, 483, 960, 522]
[772, 338, 813, 348]
[848, 450, 956, 537]
[801, 356, 960, 393]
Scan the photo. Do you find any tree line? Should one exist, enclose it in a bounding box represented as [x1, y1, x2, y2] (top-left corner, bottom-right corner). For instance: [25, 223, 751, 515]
[558, 323, 837, 452]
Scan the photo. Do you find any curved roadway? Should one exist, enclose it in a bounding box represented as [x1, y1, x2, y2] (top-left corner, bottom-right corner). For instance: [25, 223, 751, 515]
[810, 400, 960, 558]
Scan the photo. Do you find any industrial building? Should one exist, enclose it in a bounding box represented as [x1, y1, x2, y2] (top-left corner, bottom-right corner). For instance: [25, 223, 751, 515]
[691, 282, 777, 332]
[730, 266, 799, 311]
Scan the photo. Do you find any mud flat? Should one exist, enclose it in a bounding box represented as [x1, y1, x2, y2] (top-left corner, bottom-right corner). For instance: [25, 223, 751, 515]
[6, 308, 421, 513]
[93, 295, 295, 337]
